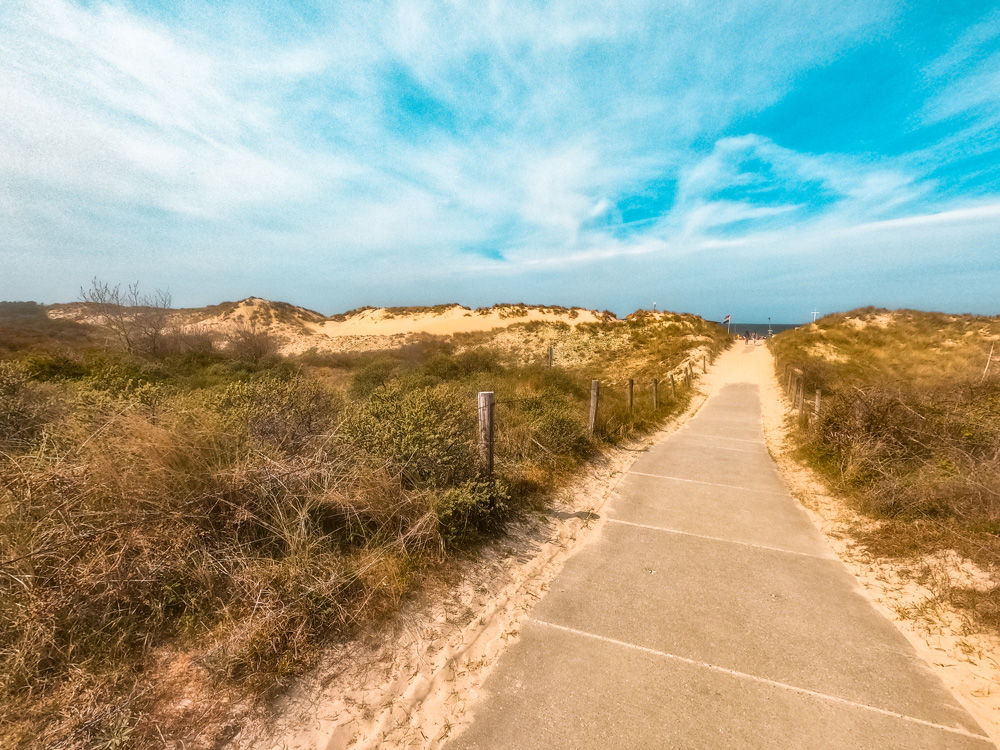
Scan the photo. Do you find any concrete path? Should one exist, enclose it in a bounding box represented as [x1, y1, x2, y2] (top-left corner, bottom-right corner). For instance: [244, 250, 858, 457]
[449, 346, 994, 749]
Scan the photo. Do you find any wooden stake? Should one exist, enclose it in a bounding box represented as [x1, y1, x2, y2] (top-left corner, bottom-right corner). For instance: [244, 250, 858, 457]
[478, 391, 495, 475]
[653, 378, 659, 410]
[589, 380, 600, 434]
[548, 346, 554, 368]
[702, 356, 707, 373]
[670, 374, 676, 398]
[983, 342, 995, 382]
[627, 379, 634, 413]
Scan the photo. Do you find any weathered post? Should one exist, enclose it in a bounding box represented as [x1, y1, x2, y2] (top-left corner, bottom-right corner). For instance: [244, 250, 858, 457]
[589, 380, 600, 434]
[814, 389, 821, 417]
[686, 362, 693, 387]
[478, 391, 495, 475]
[702, 356, 707, 373]
[548, 346, 554, 368]
[627, 379, 634, 413]
[653, 378, 659, 410]
[791, 370, 804, 412]
[670, 374, 676, 398]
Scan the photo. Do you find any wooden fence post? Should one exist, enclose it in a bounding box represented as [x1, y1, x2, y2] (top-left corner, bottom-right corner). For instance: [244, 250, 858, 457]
[548, 346, 554, 368]
[702, 356, 707, 373]
[686, 362, 692, 387]
[670, 373, 676, 398]
[627, 379, 634, 413]
[814, 389, 821, 417]
[589, 380, 600, 434]
[653, 378, 659, 410]
[478, 391, 495, 475]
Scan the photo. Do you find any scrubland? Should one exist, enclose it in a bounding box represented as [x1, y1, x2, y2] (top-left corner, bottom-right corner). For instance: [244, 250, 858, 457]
[770, 307, 1000, 633]
[0, 300, 727, 748]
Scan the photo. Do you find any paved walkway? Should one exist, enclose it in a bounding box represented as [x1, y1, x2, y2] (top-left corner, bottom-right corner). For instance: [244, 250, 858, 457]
[449, 347, 993, 749]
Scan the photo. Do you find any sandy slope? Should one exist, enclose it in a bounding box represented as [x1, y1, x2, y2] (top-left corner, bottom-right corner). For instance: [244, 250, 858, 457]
[309, 306, 605, 338]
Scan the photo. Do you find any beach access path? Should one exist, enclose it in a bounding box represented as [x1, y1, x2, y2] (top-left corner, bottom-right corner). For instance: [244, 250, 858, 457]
[447, 345, 995, 749]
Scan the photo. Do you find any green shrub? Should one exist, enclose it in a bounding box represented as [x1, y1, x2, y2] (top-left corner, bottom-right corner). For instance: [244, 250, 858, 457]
[533, 405, 592, 458]
[19, 352, 89, 381]
[349, 357, 399, 397]
[423, 348, 502, 381]
[345, 382, 476, 487]
[434, 477, 511, 547]
[217, 374, 340, 452]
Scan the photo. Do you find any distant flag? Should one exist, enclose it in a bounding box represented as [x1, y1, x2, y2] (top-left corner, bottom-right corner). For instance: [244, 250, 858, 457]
[723, 315, 731, 324]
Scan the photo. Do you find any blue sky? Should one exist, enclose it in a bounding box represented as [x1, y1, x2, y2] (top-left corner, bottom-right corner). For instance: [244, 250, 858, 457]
[1, 0, 998, 322]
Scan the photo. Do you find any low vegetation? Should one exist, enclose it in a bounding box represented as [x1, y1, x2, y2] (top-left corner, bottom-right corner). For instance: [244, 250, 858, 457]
[0, 297, 728, 748]
[770, 308, 1000, 631]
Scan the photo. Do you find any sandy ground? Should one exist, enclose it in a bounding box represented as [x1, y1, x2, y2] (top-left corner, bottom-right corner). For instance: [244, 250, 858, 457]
[233, 371, 716, 750]
[723, 342, 1000, 745]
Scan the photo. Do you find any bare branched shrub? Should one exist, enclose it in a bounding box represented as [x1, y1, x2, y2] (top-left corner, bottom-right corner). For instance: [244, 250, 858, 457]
[225, 320, 279, 362]
[159, 326, 216, 355]
[80, 278, 172, 355]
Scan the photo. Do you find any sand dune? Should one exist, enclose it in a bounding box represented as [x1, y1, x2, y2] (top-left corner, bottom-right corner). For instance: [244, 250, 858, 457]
[48, 298, 622, 354]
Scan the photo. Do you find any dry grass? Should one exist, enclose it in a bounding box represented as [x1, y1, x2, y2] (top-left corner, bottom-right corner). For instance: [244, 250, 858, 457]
[0, 306, 730, 748]
[770, 308, 1000, 634]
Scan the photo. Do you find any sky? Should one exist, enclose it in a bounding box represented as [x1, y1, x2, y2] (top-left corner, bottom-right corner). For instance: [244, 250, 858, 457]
[1, 0, 999, 322]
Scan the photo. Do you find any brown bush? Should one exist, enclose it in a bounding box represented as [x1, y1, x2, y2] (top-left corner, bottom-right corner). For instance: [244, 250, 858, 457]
[224, 321, 279, 362]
